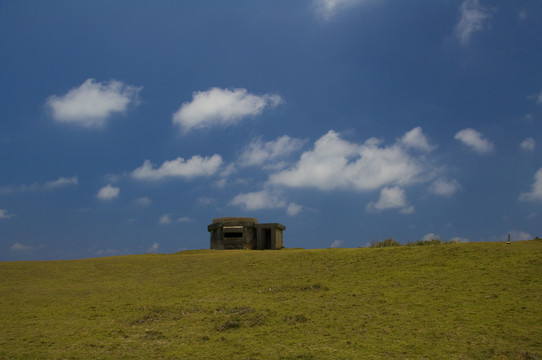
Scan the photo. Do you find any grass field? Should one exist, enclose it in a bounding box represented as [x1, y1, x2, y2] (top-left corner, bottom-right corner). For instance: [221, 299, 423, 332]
[1, 240, 541, 359]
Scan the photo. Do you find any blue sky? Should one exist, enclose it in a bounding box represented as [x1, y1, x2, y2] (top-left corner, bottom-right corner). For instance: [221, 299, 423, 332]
[1, 0, 541, 261]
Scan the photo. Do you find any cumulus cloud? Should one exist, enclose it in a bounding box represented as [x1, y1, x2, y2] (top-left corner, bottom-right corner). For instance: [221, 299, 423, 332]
[97, 184, 120, 200]
[46, 79, 141, 128]
[399, 127, 436, 152]
[520, 137, 536, 153]
[313, 0, 367, 21]
[455, 0, 494, 46]
[519, 168, 542, 201]
[230, 189, 301, 216]
[132, 154, 223, 180]
[269, 129, 429, 191]
[238, 135, 306, 167]
[454, 128, 494, 154]
[429, 178, 461, 197]
[0, 176, 78, 194]
[172, 87, 283, 133]
[367, 186, 414, 213]
[0, 209, 14, 219]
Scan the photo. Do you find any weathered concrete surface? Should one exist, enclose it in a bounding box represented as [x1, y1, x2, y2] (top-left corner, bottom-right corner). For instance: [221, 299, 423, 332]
[208, 217, 285, 250]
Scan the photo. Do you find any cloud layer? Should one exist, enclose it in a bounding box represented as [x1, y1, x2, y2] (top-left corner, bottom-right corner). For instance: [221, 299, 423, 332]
[172, 87, 283, 133]
[46, 79, 142, 128]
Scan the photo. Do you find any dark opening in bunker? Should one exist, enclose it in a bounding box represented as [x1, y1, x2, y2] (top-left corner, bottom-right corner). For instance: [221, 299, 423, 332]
[224, 232, 243, 238]
[264, 229, 272, 249]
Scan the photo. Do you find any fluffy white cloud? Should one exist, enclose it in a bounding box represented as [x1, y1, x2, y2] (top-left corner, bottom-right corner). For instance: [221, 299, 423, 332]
[367, 186, 414, 213]
[0, 209, 14, 219]
[238, 135, 306, 167]
[132, 154, 223, 180]
[455, 0, 494, 46]
[399, 127, 436, 152]
[269, 129, 428, 191]
[0, 176, 78, 194]
[97, 184, 120, 200]
[520, 137, 536, 153]
[313, 0, 367, 21]
[230, 189, 301, 216]
[422, 233, 440, 241]
[46, 79, 141, 128]
[172, 87, 283, 133]
[429, 178, 461, 196]
[286, 203, 303, 216]
[519, 168, 542, 201]
[454, 128, 494, 154]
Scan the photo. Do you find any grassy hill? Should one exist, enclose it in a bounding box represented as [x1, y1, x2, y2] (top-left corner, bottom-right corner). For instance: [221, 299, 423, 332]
[1, 240, 541, 359]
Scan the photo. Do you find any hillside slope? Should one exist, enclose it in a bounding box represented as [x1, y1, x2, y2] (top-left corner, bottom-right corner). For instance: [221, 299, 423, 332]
[1, 241, 541, 359]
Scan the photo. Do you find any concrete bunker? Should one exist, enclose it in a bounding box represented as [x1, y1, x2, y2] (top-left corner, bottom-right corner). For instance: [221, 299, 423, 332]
[208, 217, 285, 250]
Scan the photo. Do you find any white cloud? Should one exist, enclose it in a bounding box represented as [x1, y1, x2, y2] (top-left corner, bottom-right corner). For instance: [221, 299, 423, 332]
[454, 128, 494, 154]
[519, 168, 542, 201]
[422, 233, 440, 241]
[518, 9, 528, 21]
[97, 184, 120, 200]
[399, 127, 436, 152]
[286, 203, 303, 216]
[132, 196, 152, 207]
[147, 242, 159, 253]
[269, 129, 429, 191]
[0, 176, 78, 194]
[313, 0, 367, 21]
[172, 87, 283, 133]
[429, 178, 461, 196]
[520, 137, 536, 153]
[455, 0, 494, 46]
[238, 135, 306, 167]
[46, 79, 141, 128]
[132, 154, 223, 180]
[0, 209, 14, 219]
[231, 190, 287, 211]
[159, 214, 173, 225]
[330, 240, 343, 248]
[177, 216, 193, 223]
[10, 242, 37, 251]
[230, 189, 301, 216]
[367, 186, 414, 213]
[508, 230, 532, 241]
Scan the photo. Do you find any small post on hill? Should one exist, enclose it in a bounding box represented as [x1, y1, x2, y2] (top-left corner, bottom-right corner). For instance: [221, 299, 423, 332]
[506, 233, 511, 245]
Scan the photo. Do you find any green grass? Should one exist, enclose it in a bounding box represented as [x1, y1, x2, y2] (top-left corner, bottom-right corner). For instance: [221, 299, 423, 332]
[1, 240, 541, 359]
